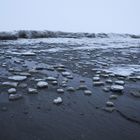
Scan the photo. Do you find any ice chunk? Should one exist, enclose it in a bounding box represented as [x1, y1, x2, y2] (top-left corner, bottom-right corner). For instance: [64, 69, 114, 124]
[53, 97, 63, 104]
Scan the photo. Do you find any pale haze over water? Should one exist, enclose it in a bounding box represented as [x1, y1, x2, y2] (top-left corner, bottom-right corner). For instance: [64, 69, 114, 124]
[0, 0, 140, 34]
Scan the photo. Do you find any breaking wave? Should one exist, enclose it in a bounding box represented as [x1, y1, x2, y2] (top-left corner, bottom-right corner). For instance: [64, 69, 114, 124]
[0, 30, 140, 40]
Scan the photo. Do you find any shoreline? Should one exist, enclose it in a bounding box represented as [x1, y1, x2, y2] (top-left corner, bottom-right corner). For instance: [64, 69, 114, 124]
[0, 37, 140, 140]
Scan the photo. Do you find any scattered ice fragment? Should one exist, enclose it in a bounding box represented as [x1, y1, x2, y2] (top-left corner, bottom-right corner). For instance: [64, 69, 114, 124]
[62, 84, 67, 87]
[57, 89, 64, 93]
[35, 78, 46, 82]
[115, 80, 125, 85]
[131, 91, 140, 98]
[46, 66, 55, 71]
[46, 77, 57, 81]
[103, 87, 110, 92]
[106, 79, 113, 84]
[96, 71, 101, 74]
[57, 64, 65, 68]
[103, 107, 116, 113]
[136, 76, 140, 80]
[9, 94, 22, 101]
[63, 78, 68, 82]
[106, 101, 114, 107]
[2, 64, 7, 67]
[22, 51, 36, 56]
[92, 77, 100, 81]
[51, 81, 58, 85]
[57, 67, 66, 71]
[111, 85, 124, 92]
[101, 74, 109, 78]
[8, 75, 27, 81]
[8, 88, 16, 94]
[2, 82, 18, 87]
[28, 88, 38, 94]
[53, 97, 63, 104]
[78, 85, 88, 90]
[84, 90, 92, 95]
[62, 72, 71, 76]
[109, 95, 118, 99]
[67, 87, 75, 92]
[37, 81, 48, 88]
[29, 68, 38, 73]
[93, 81, 104, 86]
[67, 75, 73, 79]
[19, 72, 31, 76]
[62, 81, 67, 84]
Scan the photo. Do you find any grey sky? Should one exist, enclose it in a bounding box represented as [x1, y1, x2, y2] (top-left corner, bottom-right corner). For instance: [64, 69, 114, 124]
[0, 0, 140, 34]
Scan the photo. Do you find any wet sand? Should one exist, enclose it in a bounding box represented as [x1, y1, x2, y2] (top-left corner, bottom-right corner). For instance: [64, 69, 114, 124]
[0, 37, 140, 140]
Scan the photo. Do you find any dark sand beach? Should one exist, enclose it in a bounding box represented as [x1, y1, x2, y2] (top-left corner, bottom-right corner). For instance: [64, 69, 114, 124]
[0, 35, 140, 140]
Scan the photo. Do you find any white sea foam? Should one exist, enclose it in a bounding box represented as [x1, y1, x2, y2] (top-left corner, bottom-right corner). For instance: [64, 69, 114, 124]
[107, 65, 140, 76]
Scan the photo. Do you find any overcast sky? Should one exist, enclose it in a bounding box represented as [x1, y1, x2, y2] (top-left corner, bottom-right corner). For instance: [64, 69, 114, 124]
[0, 0, 140, 34]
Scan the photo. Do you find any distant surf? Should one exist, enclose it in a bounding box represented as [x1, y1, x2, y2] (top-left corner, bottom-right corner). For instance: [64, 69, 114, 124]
[0, 30, 140, 40]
